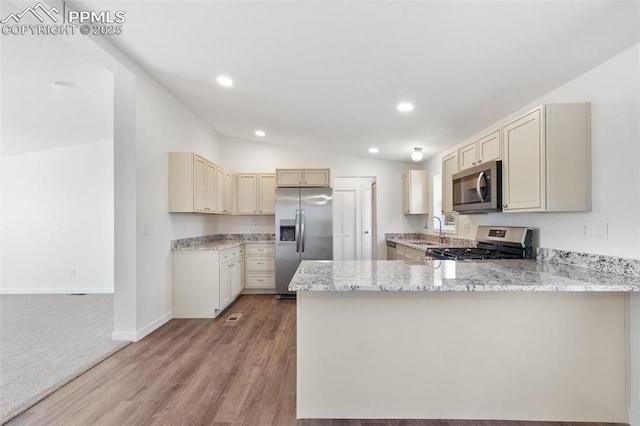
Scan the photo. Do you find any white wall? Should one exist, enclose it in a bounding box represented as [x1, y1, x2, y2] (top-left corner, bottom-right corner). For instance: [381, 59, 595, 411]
[133, 71, 222, 338]
[219, 137, 424, 259]
[425, 43, 640, 424]
[1, 140, 114, 293]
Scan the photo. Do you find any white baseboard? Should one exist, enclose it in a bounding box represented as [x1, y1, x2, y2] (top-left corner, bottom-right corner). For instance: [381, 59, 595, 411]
[630, 407, 640, 426]
[111, 311, 173, 342]
[136, 311, 173, 341]
[111, 331, 137, 342]
[0, 288, 114, 294]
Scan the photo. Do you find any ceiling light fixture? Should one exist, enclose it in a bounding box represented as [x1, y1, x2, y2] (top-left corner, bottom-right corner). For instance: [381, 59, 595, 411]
[397, 102, 414, 113]
[51, 81, 74, 91]
[216, 75, 234, 87]
[368, 147, 379, 154]
[411, 147, 424, 162]
[255, 129, 266, 137]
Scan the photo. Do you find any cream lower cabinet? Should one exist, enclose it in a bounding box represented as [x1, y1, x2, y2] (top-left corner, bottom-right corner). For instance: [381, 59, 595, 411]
[502, 104, 590, 213]
[236, 173, 276, 215]
[395, 245, 426, 261]
[172, 245, 244, 318]
[244, 243, 275, 293]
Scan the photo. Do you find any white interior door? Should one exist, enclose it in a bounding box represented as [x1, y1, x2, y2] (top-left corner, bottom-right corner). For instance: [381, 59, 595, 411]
[333, 177, 376, 261]
[333, 190, 357, 260]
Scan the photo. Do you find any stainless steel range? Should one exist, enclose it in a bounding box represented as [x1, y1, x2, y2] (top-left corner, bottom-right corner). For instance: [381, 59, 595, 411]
[426, 226, 534, 260]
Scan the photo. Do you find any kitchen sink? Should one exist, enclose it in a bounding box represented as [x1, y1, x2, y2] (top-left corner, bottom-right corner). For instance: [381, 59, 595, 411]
[403, 241, 439, 246]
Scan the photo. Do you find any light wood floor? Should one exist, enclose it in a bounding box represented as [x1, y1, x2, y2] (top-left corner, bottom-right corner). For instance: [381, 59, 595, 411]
[8, 295, 627, 426]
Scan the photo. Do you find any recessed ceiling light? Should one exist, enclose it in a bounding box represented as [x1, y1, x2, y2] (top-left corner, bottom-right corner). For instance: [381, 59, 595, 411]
[216, 75, 234, 87]
[51, 81, 73, 91]
[368, 147, 379, 154]
[411, 147, 424, 162]
[255, 129, 266, 137]
[397, 102, 414, 113]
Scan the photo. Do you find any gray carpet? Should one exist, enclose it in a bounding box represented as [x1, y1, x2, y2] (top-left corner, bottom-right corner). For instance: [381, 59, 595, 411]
[0, 294, 128, 424]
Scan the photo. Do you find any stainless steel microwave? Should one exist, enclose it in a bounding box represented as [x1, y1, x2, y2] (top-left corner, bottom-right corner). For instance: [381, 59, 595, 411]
[452, 160, 502, 213]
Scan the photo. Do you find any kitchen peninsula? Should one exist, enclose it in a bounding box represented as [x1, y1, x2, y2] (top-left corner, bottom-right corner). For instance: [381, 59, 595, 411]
[291, 259, 638, 422]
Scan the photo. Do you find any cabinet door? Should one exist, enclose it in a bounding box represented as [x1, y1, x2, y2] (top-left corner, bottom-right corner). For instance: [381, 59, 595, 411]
[502, 108, 544, 211]
[214, 166, 224, 213]
[477, 129, 501, 164]
[442, 150, 459, 214]
[402, 172, 411, 214]
[205, 161, 216, 213]
[236, 174, 257, 214]
[276, 169, 303, 187]
[194, 155, 208, 213]
[459, 141, 477, 171]
[223, 170, 233, 213]
[258, 174, 276, 214]
[220, 262, 233, 308]
[237, 259, 244, 295]
[303, 169, 330, 187]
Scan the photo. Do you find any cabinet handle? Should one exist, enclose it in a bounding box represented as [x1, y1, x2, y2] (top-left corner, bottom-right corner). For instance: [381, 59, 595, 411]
[258, 262, 264, 265]
[503, 204, 508, 208]
[472, 162, 476, 166]
[257, 279, 264, 282]
[257, 249, 264, 252]
[477, 159, 482, 163]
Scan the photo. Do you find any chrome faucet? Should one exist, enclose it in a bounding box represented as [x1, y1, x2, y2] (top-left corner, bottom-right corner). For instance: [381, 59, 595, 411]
[425, 216, 444, 244]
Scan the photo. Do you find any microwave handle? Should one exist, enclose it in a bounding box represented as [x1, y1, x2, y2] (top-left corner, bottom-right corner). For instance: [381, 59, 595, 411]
[476, 171, 486, 202]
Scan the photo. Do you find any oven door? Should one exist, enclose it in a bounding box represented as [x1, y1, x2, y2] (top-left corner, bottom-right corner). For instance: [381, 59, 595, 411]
[452, 161, 501, 213]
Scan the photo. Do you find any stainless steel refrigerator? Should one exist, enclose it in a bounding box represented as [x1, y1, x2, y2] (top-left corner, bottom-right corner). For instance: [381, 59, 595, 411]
[275, 187, 333, 298]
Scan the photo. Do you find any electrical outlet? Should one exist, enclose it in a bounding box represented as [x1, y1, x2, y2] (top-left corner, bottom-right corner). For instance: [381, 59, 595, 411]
[595, 221, 608, 239]
[143, 224, 150, 236]
[253, 223, 258, 228]
[580, 224, 591, 239]
[462, 222, 470, 233]
[70, 268, 76, 278]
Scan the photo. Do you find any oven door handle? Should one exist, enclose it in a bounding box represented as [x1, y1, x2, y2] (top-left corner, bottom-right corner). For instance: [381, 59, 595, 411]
[476, 171, 486, 202]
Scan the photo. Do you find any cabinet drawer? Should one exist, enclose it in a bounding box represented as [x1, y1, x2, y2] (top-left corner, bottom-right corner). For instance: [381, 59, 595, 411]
[246, 244, 275, 254]
[221, 246, 243, 262]
[246, 273, 275, 288]
[246, 257, 275, 272]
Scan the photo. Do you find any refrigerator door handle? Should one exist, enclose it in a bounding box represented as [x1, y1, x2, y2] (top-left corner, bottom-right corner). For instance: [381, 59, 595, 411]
[301, 209, 306, 253]
[295, 209, 301, 253]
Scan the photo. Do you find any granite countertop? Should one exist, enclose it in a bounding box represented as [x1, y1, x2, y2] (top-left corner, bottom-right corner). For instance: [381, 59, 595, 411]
[288, 259, 640, 292]
[173, 239, 274, 251]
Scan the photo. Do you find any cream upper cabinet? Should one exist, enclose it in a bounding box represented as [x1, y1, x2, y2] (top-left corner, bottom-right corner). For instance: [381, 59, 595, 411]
[441, 150, 459, 214]
[194, 155, 207, 213]
[477, 129, 501, 164]
[459, 129, 501, 171]
[170, 152, 220, 214]
[214, 166, 224, 214]
[223, 170, 233, 214]
[236, 173, 276, 215]
[459, 141, 477, 171]
[402, 170, 429, 214]
[258, 174, 276, 214]
[303, 169, 330, 186]
[502, 103, 590, 213]
[236, 174, 258, 214]
[276, 169, 330, 187]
